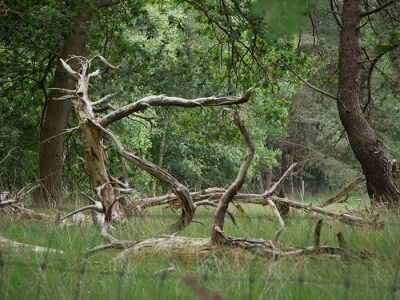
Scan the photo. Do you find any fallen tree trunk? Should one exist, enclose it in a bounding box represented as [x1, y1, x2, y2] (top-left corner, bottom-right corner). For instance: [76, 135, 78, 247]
[124, 190, 383, 228]
[0, 236, 63, 253]
[115, 222, 380, 261]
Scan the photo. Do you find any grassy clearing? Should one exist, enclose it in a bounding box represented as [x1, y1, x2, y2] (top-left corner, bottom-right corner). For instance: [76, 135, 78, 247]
[1, 194, 400, 300]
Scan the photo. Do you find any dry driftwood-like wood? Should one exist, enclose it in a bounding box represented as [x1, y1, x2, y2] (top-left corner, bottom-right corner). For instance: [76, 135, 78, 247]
[1, 205, 53, 221]
[269, 196, 384, 227]
[211, 109, 254, 244]
[0, 236, 63, 253]
[115, 222, 380, 261]
[263, 163, 297, 197]
[267, 199, 285, 228]
[100, 81, 262, 127]
[125, 188, 382, 228]
[57, 55, 262, 230]
[0, 185, 39, 207]
[317, 177, 365, 208]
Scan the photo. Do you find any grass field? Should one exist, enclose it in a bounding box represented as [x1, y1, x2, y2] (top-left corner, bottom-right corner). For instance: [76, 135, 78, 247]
[1, 194, 400, 299]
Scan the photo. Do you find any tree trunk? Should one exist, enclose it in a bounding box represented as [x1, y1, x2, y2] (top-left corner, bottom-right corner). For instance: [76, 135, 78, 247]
[265, 139, 274, 189]
[338, 0, 400, 207]
[36, 3, 92, 205]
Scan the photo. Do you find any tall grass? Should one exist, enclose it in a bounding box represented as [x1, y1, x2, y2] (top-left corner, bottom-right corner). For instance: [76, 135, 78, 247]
[1, 194, 400, 300]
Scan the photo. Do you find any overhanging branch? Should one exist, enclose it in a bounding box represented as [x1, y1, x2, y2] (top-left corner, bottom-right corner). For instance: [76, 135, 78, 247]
[360, 0, 398, 17]
[100, 81, 262, 127]
[273, 55, 338, 100]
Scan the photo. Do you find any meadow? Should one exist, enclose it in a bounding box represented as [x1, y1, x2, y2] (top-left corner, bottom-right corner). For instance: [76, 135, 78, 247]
[1, 194, 399, 300]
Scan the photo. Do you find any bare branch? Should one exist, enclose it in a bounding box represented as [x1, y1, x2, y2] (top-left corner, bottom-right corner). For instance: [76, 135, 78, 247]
[317, 177, 365, 208]
[0, 198, 19, 207]
[272, 228, 284, 244]
[80, 191, 97, 204]
[88, 55, 118, 69]
[267, 199, 285, 227]
[0, 148, 15, 164]
[59, 203, 103, 222]
[16, 184, 39, 199]
[41, 126, 79, 144]
[194, 200, 237, 226]
[101, 221, 119, 244]
[212, 109, 254, 244]
[360, 0, 398, 17]
[54, 94, 78, 101]
[329, 0, 342, 28]
[93, 0, 121, 9]
[0, 185, 39, 207]
[59, 59, 80, 80]
[91, 89, 123, 106]
[264, 163, 297, 196]
[183, 0, 230, 35]
[273, 55, 338, 100]
[100, 81, 262, 127]
[269, 196, 384, 227]
[92, 120, 195, 229]
[0, 8, 24, 17]
[88, 69, 101, 78]
[48, 87, 76, 93]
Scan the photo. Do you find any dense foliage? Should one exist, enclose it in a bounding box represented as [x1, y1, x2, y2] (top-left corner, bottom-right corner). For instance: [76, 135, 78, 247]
[0, 0, 399, 199]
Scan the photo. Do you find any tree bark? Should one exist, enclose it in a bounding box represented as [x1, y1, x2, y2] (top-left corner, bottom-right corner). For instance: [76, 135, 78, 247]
[265, 139, 274, 189]
[36, 3, 92, 205]
[338, 0, 400, 208]
[35, 0, 121, 205]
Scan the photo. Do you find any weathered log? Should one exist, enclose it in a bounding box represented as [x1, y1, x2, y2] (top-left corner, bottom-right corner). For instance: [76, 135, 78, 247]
[124, 190, 383, 228]
[0, 236, 63, 253]
[115, 231, 380, 261]
[269, 196, 384, 227]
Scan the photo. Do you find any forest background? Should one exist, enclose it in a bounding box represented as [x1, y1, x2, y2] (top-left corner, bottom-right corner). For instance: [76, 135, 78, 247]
[1, 0, 399, 205]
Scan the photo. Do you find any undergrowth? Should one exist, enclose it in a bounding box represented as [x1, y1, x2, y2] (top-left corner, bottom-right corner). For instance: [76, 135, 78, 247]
[1, 194, 400, 300]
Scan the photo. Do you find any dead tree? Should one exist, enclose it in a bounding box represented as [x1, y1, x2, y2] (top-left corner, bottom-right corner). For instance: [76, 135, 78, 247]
[55, 55, 261, 234]
[211, 109, 254, 244]
[55, 56, 382, 259]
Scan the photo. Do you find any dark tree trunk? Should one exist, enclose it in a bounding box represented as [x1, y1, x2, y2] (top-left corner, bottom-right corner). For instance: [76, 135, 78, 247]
[36, 4, 92, 205]
[265, 139, 274, 189]
[338, 0, 400, 207]
[35, 0, 122, 205]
